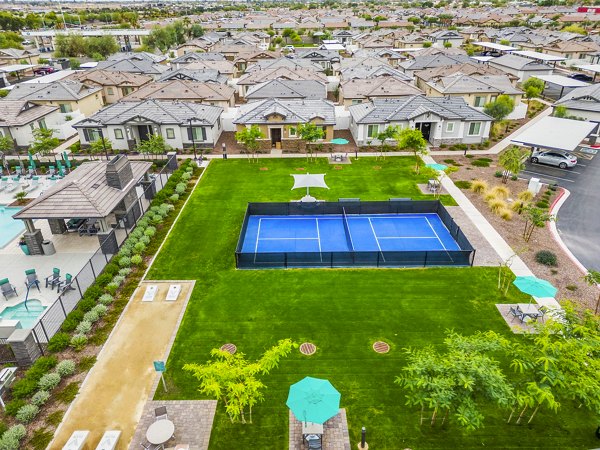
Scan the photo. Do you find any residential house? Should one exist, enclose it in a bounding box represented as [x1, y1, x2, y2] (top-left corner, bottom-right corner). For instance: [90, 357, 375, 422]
[66, 70, 153, 104]
[176, 36, 220, 56]
[5, 81, 104, 120]
[107, 52, 168, 65]
[171, 52, 226, 65]
[0, 100, 65, 148]
[427, 30, 464, 48]
[340, 65, 412, 82]
[394, 33, 431, 49]
[0, 48, 40, 66]
[296, 49, 341, 70]
[554, 84, 600, 122]
[95, 59, 167, 78]
[121, 79, 235, 110]
[543, 40, 600, 61]
[232, 50, 280, 76]
[351, 48, 407, 67]
[157, 68, 229, 84]
[339, 77, 423, 107]
[333, 30, 357, 45]
[348, 96, 493, 147]
[246, 58, 325, 73]
[74, 99, 223, 151]
[237, 67, 328, 97]
[399, 54, 473, 77]
[233, 98, 335, 151]
[245, 79, 327, 101]
[488, 54, 553, 81]
[413, 62, 518, 90]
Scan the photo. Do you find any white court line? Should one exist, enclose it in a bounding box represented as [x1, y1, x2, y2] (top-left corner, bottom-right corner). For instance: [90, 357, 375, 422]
[424, 217, 448, 251]
[254, 218, 262, 264]
[258, 237, 319, 240]
[315, 218, 322, 262]
[377, 236, 439, 239]
[368, 217, 386, 262]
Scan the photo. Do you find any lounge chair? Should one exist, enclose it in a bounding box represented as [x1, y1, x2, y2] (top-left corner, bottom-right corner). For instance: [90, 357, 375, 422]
[59, 273, 75, 293]
[509, 306, 525, 323]
[154, 406, 168, 421]
[67, 218, 86, 233]
[48, 166, 55, 177]
[0, 278, 17, 300]
[78, 220, 99, 236]
[0, 177, 7, 191]
[24, 269, 40, 291]
[45, 268, 61, 290]
[5, 178, 19, 192]
[13, 166, 21, 176]
[25, 176, 40, 192]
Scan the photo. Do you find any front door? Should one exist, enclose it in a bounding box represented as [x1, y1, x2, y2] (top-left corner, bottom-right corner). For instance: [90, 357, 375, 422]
[416, 122, 432, 141]
[270, 128, 282, 147]
[137, 125, 153, 142]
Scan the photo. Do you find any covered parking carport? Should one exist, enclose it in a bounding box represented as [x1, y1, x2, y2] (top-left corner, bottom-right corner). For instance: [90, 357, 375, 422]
[511, 116, 598, 153]
[533, 75, 590, 100]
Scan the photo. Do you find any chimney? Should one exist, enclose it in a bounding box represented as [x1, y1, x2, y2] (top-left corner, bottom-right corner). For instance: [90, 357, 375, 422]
[106, 154, 134, 190]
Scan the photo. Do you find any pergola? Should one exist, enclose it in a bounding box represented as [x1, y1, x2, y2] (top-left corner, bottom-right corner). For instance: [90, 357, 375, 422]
[511, 116, 597, 152]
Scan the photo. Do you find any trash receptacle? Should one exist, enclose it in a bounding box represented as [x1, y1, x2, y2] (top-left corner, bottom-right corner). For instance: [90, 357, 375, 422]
[41, 240, 56, 255]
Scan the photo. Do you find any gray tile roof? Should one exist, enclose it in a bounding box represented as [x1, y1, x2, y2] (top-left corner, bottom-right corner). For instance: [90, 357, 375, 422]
[75, 99, 223, 127]
[245, 79, 326, 100]
[96, 59, 167, 75]
[157, 69, 228, 84]
[340, 65, 412, 81]
[121, 79, 234, 102]
[6, 81, 102, 101]
[0, 100, 58, 127]
[348, 96, 493, 124]
[14, 158, 152, 220]
[342, 77, 423, 99]
[234, 98, 335, 125]
[555, 84, 600, 112]
[399, 54, 472, 71]
[66, 70, 153, 87]
[107, 52, 167, 63]
[427, 74, 522, 95]
[246, 57, 325, 72]
[237, 67, 328, 85]
[170, 52, 226, 64]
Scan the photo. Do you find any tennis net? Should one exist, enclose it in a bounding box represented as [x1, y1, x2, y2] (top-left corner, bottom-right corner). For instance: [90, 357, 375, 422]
[342, 207, 354, 251]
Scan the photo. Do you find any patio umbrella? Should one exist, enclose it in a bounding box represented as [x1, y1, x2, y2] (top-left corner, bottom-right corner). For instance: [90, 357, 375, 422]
[57, 160, 65, 177]
[330, 138, 349, 145]
[425, 163, 448, 171]
[62, 151, 71, 169]
[291, 173, 329, 201]
[28, 154, 36, 171]
[513, 276, 557, 298]
[286, 376, 341, 424]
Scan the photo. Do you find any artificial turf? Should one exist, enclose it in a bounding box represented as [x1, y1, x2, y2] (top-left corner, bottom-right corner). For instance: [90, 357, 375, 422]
[148, 158, 598, 449]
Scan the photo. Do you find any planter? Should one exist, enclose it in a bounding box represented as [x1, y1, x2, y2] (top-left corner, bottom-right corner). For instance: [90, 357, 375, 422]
[19, 244, 30, 255]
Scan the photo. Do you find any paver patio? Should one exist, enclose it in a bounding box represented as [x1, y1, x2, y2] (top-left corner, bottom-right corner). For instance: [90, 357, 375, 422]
[289, 409, 351, 450]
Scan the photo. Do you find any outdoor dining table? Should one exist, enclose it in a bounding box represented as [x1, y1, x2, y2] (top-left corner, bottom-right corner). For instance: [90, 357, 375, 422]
[146, 419, 175, 446]
[517, 303, 542, 320]
[302, 421, 324, 435]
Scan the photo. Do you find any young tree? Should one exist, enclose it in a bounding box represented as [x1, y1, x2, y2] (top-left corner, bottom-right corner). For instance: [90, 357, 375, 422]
[498, 146, 527, 183]
[395, 128, 428, 173]
[183, 339, 296, 424]
[483, 95, 515, 122]
[297, 123, 325, 161]
[29, 128, 59, 158]
[375, 125, 399, 160]
[396, 331, 514, 430]
[137, 134, 170, 159]
[86, 36, 119, 59]
[523, 205, 554, 242]
[583, 270, 600, 314]
[553, 105, 569, 118]
[0, 135, 14, 155]
[89, 137, 113, 160]
[522, 78, 545, 114]
[236, 125, 265, 162]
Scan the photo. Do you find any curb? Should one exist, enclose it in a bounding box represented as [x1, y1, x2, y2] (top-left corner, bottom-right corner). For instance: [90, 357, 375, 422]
[548, 187, 590, 275]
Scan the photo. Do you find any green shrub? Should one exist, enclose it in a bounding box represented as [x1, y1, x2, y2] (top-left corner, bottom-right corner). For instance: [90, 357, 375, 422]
[169, 194, 179, 203]
[454, 180, 472, 189]
[175, 183, 186, 194]
[131, 254, 143, 266]
[0, 435, 19, 450]
[70, 334, 87, 351]
[133, 242, 146, 254]
[48, 332, 70, 353]
[56, 360, 76, 377]
[118, 256, 131, 268]
[61, 310, 83, 332]
[5, 400, 26, 417]
[118, 267, 132, 277]
[77, 356, 96, 372]
[98, 294, 114, 305]
[31, 390, 50, 407]
[105, 282, 120, 294]
[46, 410, 64, 427]
[536, 200, 549, 209]
[102, 262, 119, 276]
[10, 378, 38, 400]
[511, 175, 518, 181]
[151, 214, 163, 224]
[83, 310, 100, 323]
[16, 404, 39, 423]
[535, 250, 557, 267]
[92, 304, 108, 317]
[112, 275, 125, 285]
[144, 226, 156, 237]
[94, 273, 112, 288]
[566, 284, 577, 291]
[130, 229, 144, 240]
[139, 235, 151, 245]
[76, 320, 92, 335]
[181, 172, 191, 181]
[3, 425, 26, 442]
[82, 285, 102, 301]
[38, 372, 61, 391]
[137, 218, 150, 228]
[55, 382, 80, 403]
[494, 171, 503, 177]
[29, 428, 53, 450]
[0, 423, 8, 438]
[78, 297, 96, 313]
[118, 246, 132, 258]
[471, 159, 491, 167]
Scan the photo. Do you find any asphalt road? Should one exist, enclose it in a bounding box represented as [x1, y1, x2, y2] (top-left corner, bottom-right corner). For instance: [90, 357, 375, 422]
[520, 148, 600, 270]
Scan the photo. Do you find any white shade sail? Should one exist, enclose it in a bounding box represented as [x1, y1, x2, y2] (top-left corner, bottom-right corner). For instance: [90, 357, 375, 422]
[511, 116, 596, 152]
[291, 173, 329, 190]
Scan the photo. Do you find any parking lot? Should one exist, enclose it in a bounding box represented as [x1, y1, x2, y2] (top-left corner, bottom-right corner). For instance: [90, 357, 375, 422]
[519, 146, 598, 187]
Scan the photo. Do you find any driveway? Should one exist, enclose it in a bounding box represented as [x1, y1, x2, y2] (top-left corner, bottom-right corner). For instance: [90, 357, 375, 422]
[519, 147, 600, 270]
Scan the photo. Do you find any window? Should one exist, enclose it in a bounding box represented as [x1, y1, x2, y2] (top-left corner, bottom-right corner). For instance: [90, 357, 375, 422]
[107, 87, 114, 95]
[59, 103, 72, 113]
[83, 128, 101, 142]
[166, 128, 175, 139]
[474, 96, 486, 107]
[114, 128, 124, 140]
[37, 119, 47, 130]
[446, 122, 454, 133]
[367, 124, 379, 139]
[188, 127, 207, 141]
[351, 99, 363, 105]
[468, 122, 482, 136]
[289, 126, 297, 137]
[122, 87, 133, 96]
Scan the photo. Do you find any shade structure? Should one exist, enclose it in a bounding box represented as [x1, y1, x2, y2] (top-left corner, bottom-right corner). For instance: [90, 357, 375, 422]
[63, 151, 71, 169]
[426, 163, 447, 171]
[511, 116, 596, 152]
[513, 276, 557, 298]
[330, 138, 349, 145]
[286, 376, 341, 424]
[28, 154, 36, 170]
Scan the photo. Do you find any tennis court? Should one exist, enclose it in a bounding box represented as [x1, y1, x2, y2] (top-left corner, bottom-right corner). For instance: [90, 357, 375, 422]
[240, 213, 461, 254]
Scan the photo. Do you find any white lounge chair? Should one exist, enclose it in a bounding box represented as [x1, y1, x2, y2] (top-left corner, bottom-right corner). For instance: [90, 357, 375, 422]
[63, 430, 89, 450]
[0, 177, 7, 191]
[95, 430, 121, 450]
[25, 176, 40, 192]
[5, 178, 19, 192]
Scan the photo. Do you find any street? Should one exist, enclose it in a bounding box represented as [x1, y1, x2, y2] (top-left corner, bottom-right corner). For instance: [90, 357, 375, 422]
[519, 147, 600, 270]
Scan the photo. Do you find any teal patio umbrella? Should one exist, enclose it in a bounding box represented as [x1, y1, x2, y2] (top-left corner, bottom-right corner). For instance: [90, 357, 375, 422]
[513, 276, 557, 298]
[426, 163, 448, 171]
[28, 154, 36, 171]
[57, 160, 65, 177]
[62, 151, 71, 169]
[330, 138, 349, 145]
[286, 376, 341, 424]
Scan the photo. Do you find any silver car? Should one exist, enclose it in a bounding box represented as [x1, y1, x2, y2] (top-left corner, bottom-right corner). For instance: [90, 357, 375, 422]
[530, 150, 577, 169]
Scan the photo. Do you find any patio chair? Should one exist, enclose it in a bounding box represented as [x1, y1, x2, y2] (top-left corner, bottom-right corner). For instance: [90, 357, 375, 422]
[538, 306, 549, 322]
[13, 166, 21, 176]
[509, 306, 525, 323]
[0, 278, 17, 300]
[45, 268, 61, 290]
[154, 406, 168, 421]
[59, 273, 75, 293]
[139, 439, 164, 450]
[25, 176, 40, 192]
[48, 166, 55, 176]
[305, 434, 322, 450]
[24, 269, 40, 292]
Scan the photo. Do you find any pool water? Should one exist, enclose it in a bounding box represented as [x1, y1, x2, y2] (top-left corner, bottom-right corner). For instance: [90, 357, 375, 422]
[0, 300, 47, 329]
[0, 206, 24, 248]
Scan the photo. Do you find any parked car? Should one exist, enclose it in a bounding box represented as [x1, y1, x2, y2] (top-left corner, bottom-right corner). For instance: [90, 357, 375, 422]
[568, 73, 593, 82]
[33, 66, 58, 76]
[283, 45, 295, 52]
[530, 150, 577, 169]
[21, 40, 33, 46]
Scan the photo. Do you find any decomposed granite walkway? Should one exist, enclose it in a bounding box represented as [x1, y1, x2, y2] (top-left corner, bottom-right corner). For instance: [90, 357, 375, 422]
[50, 281, 194, 450]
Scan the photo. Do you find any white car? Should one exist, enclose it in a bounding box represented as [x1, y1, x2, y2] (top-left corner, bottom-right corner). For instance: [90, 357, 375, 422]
[283, 45, 295, 52]
[530, 150, 577, 169]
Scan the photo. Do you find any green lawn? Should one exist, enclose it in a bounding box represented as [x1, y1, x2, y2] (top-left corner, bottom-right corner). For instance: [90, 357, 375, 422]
[148, 158, 598, 449]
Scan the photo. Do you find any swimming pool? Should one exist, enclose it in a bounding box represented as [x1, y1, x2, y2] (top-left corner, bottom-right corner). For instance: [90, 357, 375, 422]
[0, 300, 47, 329]
[0, 206, 24, 248]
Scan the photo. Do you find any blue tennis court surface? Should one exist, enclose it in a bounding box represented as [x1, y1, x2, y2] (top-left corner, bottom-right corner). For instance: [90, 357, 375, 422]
[241, 213, 460, 254]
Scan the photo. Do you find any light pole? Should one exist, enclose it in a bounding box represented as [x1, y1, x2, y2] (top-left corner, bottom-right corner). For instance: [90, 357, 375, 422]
[97, 128, 109, 161]
[188, 118, 198, 161]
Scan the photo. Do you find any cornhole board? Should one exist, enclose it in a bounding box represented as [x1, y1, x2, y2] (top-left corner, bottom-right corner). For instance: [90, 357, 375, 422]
[166, 284, 181, 302]
[142, 285, 158, 302]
